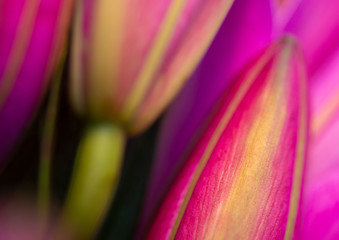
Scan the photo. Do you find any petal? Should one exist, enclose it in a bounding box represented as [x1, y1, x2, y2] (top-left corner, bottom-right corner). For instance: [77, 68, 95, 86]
[270, 0, 303, 34]
[0, 0, 74, 162]
[72, 0, 234, 133]
[147, 37, 307, 239]
[295, 21, 339, 240]
[131, 0, 234, 132]
[296, 169, 339, 239]
[140, 0, 274, 232]
[284, 0, 339, 75]
[305, 46, 339, 183]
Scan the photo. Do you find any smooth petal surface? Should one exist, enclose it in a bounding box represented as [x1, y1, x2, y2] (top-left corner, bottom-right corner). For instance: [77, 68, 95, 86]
[147, 38, 307, 239]
[71, 0, 234, 134]
[270, 0, 302, 34]
[306, 46, 339, 182]
[284, 0, 339, 75]
[140, 0, 274, 232]
[296, 169, 339, 240]
[0, 0, 73, 162]
[295, 46, 339, 239]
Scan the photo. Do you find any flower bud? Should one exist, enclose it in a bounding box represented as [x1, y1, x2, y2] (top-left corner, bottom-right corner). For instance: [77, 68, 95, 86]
[147, 37, 308, 239]
[70, 0, 234, 134]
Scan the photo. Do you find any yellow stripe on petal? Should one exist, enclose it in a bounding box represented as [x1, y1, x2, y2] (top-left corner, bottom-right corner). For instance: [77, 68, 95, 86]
[121, 0, 188, 122]
[284, 47, 307, 240]
[87, 0, 126, 118]
[0, 0, 40, 108]
[169, 45, 276, 239]
[147, 37, 307, 240]
[209, 47, 289, 239]
[130, 0, 234, 134]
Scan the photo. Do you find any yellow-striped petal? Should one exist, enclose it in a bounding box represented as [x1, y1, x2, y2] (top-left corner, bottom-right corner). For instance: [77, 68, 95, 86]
[70, 0, 234, 134]
[147, 36, 308, 239]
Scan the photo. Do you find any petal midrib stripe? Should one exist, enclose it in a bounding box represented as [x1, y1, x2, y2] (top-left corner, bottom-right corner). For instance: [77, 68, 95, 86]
[121, 0, 188, 122]
[283, 49, 307, 240]
[133, 0, 234, 133]
[168, 46, 277, 239]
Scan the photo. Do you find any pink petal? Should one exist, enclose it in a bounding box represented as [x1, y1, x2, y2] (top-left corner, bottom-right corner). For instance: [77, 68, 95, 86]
[270, 0, 303, 35]
[284, 0, 339, 75]
[147, 37, 307, 239]
[71, 0, 234, 134]
[296, 45, 339, 239]
[305, 45, 339, 184]
[296, 169, 339, 239]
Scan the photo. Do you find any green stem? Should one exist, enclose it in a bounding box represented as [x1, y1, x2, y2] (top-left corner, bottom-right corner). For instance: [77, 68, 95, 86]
[63, 123, 126, 239]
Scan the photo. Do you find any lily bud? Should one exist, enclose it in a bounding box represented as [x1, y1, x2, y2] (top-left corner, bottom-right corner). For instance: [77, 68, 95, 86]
[0, 0, 74, 161]
[147, 37, 307, 239]
[70, 0, 234, 134]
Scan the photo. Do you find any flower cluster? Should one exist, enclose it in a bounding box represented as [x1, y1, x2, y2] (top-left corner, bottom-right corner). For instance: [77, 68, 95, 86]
[0, 0, 338, 239]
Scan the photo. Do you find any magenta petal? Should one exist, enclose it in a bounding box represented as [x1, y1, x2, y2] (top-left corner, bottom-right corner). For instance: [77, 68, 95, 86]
[296, 36, 339, 239]
[297, 169, 339, 240]
[270, 0, 303, 35]
[147, 37, 307, 239]
[305, 45, 339, 183]
[299, 48, 339, 238]
[138, 0, 274, 233]
[284, 0, 339, 75]
[0, 0, 73, 162]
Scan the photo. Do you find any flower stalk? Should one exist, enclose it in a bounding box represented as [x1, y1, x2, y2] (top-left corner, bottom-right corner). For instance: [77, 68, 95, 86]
[63, 123, 126, 239]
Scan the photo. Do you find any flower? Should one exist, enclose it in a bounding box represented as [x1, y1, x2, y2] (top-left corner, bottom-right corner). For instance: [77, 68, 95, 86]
[64, 1, 235, 237]
[147, 37, 307, 239]
[0, 0, 74, 162]
[70, 0, 234, 134]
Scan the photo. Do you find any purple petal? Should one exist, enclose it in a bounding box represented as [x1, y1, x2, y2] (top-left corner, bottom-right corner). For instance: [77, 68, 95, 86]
[284, 0, 339, 75]
[0, 0, 73, 162]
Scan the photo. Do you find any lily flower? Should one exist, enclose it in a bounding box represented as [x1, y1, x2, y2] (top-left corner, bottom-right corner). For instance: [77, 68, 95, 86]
[147, 37, 307, 239]
[0, 0, 74, 162]
[65, 0, 235, 238]
[70, 0, 234, 134]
